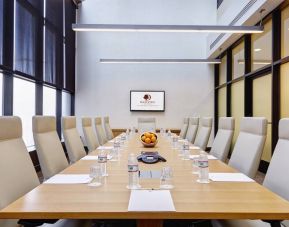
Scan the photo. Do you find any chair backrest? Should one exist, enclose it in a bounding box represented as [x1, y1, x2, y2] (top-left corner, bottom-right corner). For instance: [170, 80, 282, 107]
[228, 117, 267, 178]
[62, 116, 86, 163]
[33, 116, 69, 179]
[263, 119, 289, 201]
[138, 117, 156, 133]
[194, 117, 212, 150]
[210, 117, 235, 162]
[185, 117, 199, 143]
[104, 116, 114, 140]
[82, 117, 99, 152]
[0, 117, 40, 215]
[94, 117, 108, 145]
[179, 117, 189, 139]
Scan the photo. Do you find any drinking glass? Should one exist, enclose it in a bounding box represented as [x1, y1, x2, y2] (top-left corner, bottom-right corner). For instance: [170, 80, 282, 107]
[110, 148, 119, 161]
[160, 166, 174, 189]
[88, 164, 102, 187]
[192, 157, 199, 174]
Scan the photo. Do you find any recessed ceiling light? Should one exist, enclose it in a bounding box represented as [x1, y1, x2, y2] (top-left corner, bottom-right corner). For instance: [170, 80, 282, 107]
[254, 48, 262, 52]
[72, 24, 264, 34]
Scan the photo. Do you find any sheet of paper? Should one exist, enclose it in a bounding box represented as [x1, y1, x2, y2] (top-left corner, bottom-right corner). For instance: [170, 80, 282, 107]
[190, 145, 200, 149]
[209, 173, 254, 182]
[189, 155, 217, 160]
[81, 155, 112, 160]
[128, 190, 176, 211]
[81, 155, 98, 160]
[44, 174, 91, 184]
[97, 146, 113, 150]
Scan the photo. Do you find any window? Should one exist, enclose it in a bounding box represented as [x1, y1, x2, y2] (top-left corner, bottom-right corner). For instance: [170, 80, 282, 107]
[14, 1, 36, 76]
[232, 41, 244, 79]
[44, 26, 56, 83]
[62, 91, 71, 116]
[43, 86, 56, 116]
[219, 55, 227, 85]
[13, 77, 35, 148]
[0, 73, 2, 115]
[251, 20, 272, 71]
[281, 5, 289, 58]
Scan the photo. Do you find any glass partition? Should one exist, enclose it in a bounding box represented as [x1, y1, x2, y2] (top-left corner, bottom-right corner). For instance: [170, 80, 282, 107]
[253, 74, 272, 162]
[251, 20, 272, 71]
[232, 41, 244, 79]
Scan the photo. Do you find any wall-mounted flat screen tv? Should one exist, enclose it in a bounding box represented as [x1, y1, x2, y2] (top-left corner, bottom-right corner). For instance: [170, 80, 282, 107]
[130, 90, 165, 112]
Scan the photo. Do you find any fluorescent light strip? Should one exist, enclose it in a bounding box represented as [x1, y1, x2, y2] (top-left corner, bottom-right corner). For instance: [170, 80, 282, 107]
[99, 59, 221, 64]
[73, 24, 263, 34]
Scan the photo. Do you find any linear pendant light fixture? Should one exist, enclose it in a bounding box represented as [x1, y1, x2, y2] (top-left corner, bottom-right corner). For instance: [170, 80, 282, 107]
[99, 59, 221, 64]
[72, 24, 263, 34]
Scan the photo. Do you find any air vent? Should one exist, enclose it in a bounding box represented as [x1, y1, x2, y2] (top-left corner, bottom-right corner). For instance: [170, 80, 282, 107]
[210, 0, 257, 50]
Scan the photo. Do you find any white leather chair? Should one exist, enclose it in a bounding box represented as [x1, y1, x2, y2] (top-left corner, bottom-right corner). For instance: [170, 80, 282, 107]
[82, 117, 99, 152]
[33, 116, 69, 180]
[228, 117, 267, 178]
[179, 117, 189, 139]
[138, 117, 156, 133]
[0, 116, 40, 227]
[212, 118, 289, 227]
[0, 116, 92, 227]
[94, 117, 108, 145]
[210, 117, 234, 162]
[185, 117, 199, 143]
[62, 116, 86, 163]
[104, 116, 114, 140]
[194, 117, 212, 150]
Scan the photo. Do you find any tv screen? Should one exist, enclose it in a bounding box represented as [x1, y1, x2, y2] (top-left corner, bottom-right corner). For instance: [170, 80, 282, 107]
[130, 90, 165, 112]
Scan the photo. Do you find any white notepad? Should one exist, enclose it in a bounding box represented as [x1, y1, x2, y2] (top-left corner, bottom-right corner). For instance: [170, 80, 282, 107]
[81, 155, 112, 160]
[97, 146, 113, 150]
[190, 155, 217, 160]
[190, 146, 200, 149]
[128, 190, 176, 212]
[209, 173, 254, 182]
[44, 174, 92, 184]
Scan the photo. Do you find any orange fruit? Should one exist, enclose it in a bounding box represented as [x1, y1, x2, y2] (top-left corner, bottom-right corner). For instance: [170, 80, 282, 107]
[144, 132, 150, 138]
[145, 138, 151, 144]
[141, 135, 146, 142]
[151, 136, 156, 143]
[147, 133, 153, 138]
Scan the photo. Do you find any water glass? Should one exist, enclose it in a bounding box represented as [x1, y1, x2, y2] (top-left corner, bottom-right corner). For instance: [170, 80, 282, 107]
[160, 166, 174, 189]
[192, 157, 199, 174]
[88, 164, 102, 187]
[172, 136, 178, 149]
[110, 148, 119, 161]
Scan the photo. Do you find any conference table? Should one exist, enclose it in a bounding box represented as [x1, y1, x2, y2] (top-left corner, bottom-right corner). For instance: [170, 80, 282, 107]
[1, 133, 289, 227]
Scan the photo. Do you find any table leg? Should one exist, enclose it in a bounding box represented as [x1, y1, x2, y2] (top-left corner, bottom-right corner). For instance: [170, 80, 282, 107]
[137, 219, 163, 227]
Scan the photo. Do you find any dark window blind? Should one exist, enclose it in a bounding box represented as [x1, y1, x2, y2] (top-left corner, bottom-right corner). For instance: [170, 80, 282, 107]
[65, 0, 75, 92]
[45, 27, 56, 83]
[0, 0, 3, 64]
[14, 1, 36, 76]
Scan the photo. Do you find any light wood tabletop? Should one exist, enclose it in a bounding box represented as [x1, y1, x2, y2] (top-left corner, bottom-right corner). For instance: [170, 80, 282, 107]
[1, 134, 289, 227]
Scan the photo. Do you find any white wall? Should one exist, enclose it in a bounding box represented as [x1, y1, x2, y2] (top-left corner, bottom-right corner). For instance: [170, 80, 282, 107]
[75, 0, 216, 142]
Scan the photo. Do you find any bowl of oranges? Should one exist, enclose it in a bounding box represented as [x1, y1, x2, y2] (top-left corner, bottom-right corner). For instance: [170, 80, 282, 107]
[140, 132, 158, 147]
